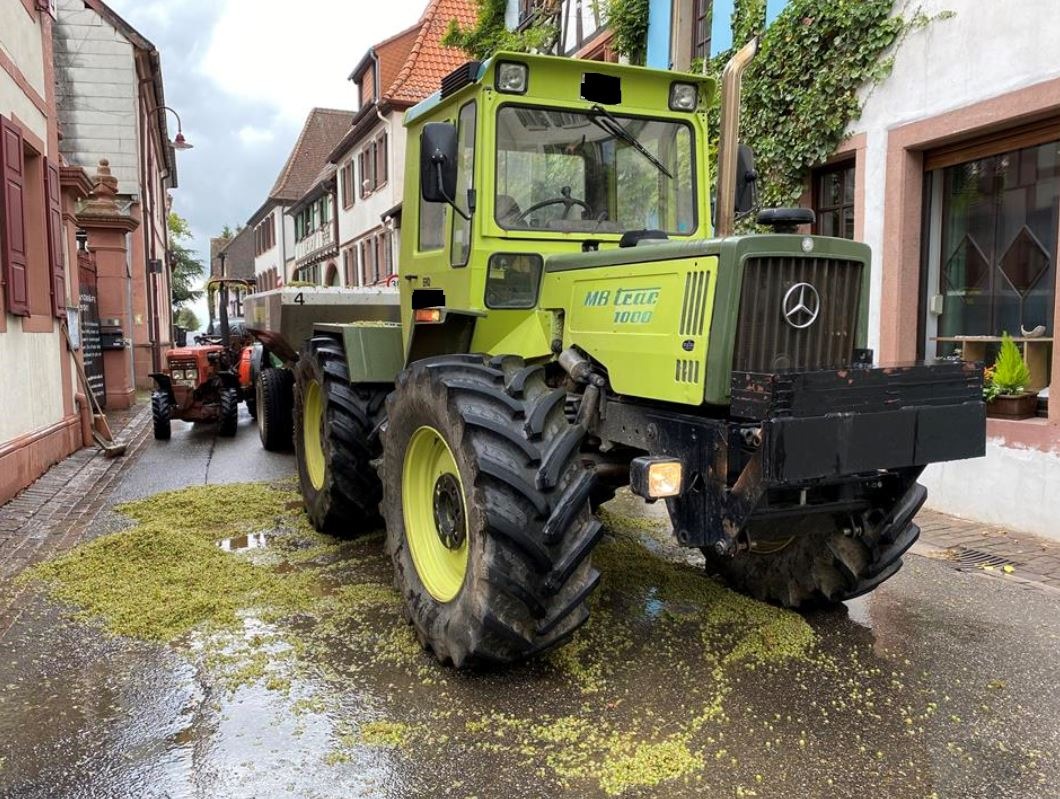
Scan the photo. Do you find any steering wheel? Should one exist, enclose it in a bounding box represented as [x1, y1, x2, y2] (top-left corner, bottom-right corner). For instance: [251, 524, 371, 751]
[516, 186, 592, 224]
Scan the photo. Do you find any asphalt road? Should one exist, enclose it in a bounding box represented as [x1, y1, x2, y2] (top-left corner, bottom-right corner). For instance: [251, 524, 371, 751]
[110, 404, 293, 502]
[0, 419, 1057, 799]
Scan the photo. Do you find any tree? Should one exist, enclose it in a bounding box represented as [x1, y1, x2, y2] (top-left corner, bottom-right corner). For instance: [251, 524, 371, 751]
[174, 306, 201, 332]
[220, 224, 235, 239]
[169, 211, 204, 308]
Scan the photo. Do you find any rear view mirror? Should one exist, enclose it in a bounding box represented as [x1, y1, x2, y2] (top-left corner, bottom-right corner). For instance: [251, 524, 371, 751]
[420, 123, 458, 203]
[734, 143, 758, 216]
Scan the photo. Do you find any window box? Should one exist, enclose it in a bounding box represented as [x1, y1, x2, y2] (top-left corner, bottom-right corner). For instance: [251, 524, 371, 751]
[986, 392, 1038, 420]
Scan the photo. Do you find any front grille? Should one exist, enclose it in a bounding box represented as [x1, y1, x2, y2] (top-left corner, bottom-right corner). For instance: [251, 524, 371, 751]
[733, 256, 863, 373]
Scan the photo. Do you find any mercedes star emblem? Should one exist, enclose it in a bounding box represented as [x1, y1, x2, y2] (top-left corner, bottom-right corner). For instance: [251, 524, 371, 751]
[782, 282, 821, 329]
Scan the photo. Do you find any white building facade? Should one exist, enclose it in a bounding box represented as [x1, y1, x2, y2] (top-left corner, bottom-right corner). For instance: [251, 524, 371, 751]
[831, 0, 1060, 540]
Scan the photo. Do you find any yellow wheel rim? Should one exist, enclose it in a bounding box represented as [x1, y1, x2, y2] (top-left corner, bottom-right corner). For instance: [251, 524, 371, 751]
[303, 380, 326, 490]
[402, 426, 470, 603]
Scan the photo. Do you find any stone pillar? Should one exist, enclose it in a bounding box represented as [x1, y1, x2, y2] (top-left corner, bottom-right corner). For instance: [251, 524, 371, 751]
[76, 160, 140, 410]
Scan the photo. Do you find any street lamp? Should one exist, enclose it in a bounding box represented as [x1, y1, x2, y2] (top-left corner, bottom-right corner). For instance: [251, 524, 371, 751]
[150, 105, 194, 151]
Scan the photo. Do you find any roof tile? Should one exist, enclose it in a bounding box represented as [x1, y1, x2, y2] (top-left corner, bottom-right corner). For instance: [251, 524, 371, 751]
[268, 108, 353, 202]
[382, 0, 478, 106]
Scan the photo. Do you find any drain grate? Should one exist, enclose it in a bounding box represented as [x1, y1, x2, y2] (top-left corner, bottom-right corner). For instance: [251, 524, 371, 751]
[953, 546, 1020, 570]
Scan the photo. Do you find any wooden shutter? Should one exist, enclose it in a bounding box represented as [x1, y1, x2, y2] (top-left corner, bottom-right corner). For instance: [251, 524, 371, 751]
[0, 116, 30, 317]
[45, 159, 66, 317]
[377, 133, 388, 186]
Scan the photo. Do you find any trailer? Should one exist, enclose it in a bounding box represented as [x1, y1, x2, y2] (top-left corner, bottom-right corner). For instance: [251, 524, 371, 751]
[244, 286, 399, 450]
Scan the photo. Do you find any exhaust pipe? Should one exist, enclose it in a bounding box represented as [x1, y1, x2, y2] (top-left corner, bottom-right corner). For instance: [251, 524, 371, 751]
[714, 37, 759, 238]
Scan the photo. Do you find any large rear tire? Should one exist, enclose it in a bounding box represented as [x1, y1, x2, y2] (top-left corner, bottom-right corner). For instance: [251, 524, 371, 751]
[257, 368, 293, 451]
[382, 355, 603, 668]
[151, 392, 171, 441]
[218, 388, 239, 437]
[703, 483, 926, 607]
[294, 335, 386, 534]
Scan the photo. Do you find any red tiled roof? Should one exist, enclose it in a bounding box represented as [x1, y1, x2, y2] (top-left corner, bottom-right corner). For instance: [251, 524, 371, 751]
[382, 0, 477, 107]
[269, 108, 353, 202]
[375, 23, 422, 96]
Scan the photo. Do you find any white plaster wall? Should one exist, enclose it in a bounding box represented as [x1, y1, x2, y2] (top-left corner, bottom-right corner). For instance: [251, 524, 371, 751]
[53, 0, 140, 193]
[0, 4, 48, 145]
[847, 0, 1060, 535]
[0, 1, 47, 97]
[253, 205, 292, 282]
[336, 114, 407, 279]
[0, 8, 65, 443]
[922, 439, 1060, 543]
[849, 0, 1060, 354]
[0, 326, 65, 443]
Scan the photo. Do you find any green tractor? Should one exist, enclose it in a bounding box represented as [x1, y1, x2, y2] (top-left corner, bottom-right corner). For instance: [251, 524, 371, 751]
[292, 48, 986, 667]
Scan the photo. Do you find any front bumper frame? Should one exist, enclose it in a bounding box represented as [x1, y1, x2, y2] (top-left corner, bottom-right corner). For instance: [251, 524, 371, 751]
[594, 361, 986, 550]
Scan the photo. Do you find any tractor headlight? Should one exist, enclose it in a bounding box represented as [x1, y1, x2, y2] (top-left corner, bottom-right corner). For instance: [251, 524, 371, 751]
[630, 456, 684, 500]
[669, 81, 698, 111]
[496, 61, 528, 94]
[186, 368, 198, 383]
[171, 369, 185, 381]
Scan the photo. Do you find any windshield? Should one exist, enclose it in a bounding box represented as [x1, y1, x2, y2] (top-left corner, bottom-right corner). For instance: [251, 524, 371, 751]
[494, 105, 696, 235]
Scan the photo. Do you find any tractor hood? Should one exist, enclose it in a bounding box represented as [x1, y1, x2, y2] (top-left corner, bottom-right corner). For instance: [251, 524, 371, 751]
[538, 234, 872, 407]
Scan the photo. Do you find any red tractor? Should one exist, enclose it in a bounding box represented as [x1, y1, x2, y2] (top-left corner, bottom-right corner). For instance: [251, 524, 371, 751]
[151, 278, 256, 440]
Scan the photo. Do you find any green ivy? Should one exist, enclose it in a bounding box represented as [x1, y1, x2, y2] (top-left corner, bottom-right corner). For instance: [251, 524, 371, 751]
[607, 0, 651, 65]
[443, 0, 559, 61]
[709, 0, 951, 210]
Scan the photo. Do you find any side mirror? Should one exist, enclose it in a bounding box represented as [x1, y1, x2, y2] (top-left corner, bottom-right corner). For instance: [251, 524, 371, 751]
[420, 123, 458, 203]
[734, 143, 758, 216]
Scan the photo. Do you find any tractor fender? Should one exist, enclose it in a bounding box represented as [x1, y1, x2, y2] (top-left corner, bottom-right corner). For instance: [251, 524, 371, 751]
[249, 342, 266, 386]
[149, 372, 175, 403]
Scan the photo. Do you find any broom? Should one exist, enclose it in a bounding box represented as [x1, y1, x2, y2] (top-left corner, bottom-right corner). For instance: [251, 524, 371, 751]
[62, 322, 127, 458]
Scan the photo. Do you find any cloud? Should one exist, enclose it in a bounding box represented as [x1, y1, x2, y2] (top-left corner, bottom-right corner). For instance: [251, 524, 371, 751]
[200, 0, 425, 122]
[238, 125, 276, 146]
[98, 0, 428, 290]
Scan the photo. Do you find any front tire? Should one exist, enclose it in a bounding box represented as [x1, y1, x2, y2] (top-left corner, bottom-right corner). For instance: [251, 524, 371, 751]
[151, 391, 171, 441]
[257, 368, 293, 451]
[703, 483, 926, 607]
[382, 355, 603, 668]
[218, 388, 239, 437]
[293, 335, 386, 534]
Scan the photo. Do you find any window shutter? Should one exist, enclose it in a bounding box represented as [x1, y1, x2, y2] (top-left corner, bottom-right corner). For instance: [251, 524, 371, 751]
[45, 158, 65, 317]
[379, 133, 388, 185]
[0, 116, 30, 317]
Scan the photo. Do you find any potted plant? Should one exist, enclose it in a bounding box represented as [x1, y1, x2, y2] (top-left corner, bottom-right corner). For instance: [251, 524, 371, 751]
[984, 334, 1038, 419]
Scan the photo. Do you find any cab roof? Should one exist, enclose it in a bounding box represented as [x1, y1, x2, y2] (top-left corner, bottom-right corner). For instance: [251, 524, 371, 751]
[404, 51, 716, 126]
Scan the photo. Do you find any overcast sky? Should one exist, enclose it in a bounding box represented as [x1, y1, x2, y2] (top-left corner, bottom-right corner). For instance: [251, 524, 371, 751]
[105, 0, 428, 267]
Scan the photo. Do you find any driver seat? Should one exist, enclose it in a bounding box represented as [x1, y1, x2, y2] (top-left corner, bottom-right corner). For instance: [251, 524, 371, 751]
[496, 194, 522, 226]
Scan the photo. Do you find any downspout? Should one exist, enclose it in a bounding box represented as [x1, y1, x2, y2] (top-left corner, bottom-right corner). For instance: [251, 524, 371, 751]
[138, 73, 159, 373]
[714, 37, 758, 238]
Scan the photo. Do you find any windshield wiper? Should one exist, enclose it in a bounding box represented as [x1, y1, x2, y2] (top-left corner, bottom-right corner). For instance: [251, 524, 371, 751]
[588, 104, 673, 179]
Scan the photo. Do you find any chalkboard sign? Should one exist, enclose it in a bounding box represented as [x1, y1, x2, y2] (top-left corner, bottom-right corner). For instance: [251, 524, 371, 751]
[77, 252, 106, 408]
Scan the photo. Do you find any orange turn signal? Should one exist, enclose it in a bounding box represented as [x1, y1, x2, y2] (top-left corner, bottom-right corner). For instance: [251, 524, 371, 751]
[414, 308, 443, 323]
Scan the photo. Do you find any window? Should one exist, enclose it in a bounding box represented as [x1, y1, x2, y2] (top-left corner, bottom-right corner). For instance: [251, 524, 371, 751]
[692, 0, 712, 62]
[813, 162, 856, 240]
[926, 138, 1060, 357]
[451, 102, 477, 267]
[341, 161, 355, 208]
[377, 132, 388, 187]
[494, 106, 697, 236]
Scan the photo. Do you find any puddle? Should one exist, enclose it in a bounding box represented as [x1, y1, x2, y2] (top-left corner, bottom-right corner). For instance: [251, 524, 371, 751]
[219, 532, 268, 551]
